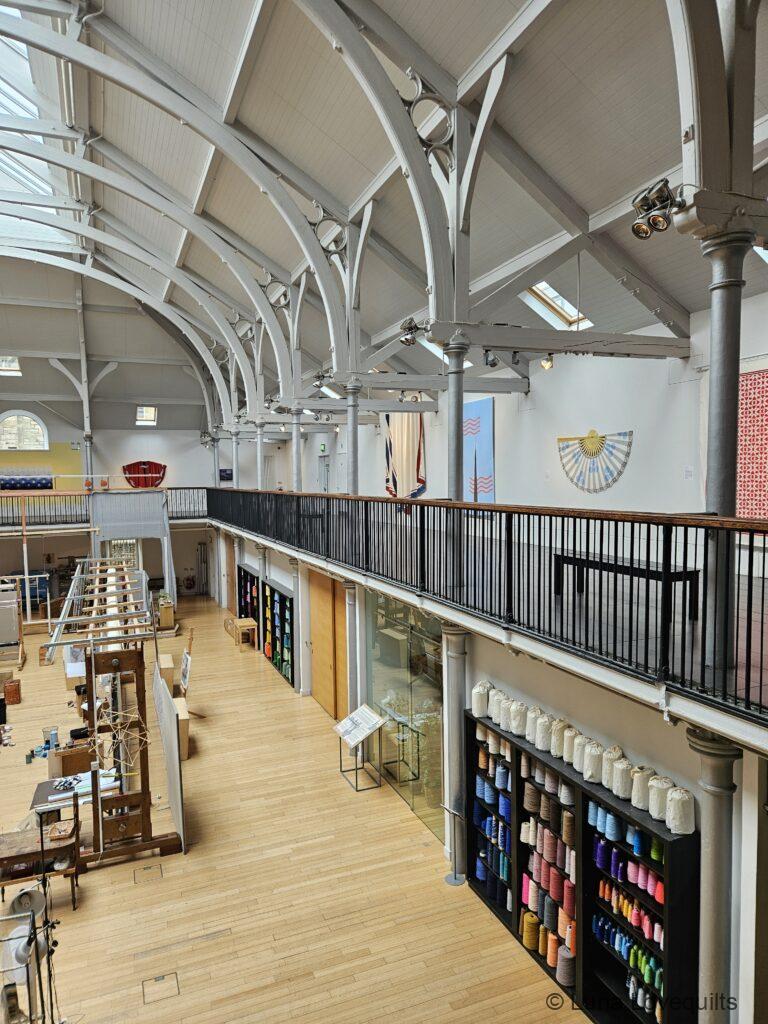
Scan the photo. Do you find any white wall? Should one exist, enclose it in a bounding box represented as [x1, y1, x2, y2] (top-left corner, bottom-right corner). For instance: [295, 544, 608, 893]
[93, 430, 214, 487]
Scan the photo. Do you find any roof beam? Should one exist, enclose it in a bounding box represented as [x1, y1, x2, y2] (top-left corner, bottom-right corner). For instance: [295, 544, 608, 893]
[337, 0, 457, 102]
[222, 0, 278, 123]
[353, 371, 527, 393]
[0, 190, 81, 209]
[458, 0, 567, 101]
[425, 321, 690, 359]
[0, 115, 79, 139]
[161, 145, 222, 302]
[301, 396, 438, 413]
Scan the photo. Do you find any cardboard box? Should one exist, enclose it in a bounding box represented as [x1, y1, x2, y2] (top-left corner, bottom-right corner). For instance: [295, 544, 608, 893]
[4, 679, 20, 705]
[173, 697, 189, 761]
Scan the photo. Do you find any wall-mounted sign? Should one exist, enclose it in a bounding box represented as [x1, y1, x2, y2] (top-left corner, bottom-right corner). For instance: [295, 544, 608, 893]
[219, 468, 233, 482]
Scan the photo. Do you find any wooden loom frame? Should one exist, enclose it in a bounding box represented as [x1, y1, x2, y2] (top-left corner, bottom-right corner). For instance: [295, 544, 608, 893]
[39, 557, 182, 866]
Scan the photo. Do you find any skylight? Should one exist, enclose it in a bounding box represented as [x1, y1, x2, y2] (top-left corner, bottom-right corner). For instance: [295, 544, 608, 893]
[136, 405, 158, 427]
[0, 356, 21, 377]
[523, 280, 593, 331]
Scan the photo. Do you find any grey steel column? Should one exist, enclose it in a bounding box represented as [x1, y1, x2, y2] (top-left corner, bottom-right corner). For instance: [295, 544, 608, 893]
[211, 437, 220, 487]
[291, 410, 302, 492]
[687, 727, 742, 1024]
[701, 231, 753, 674]
[231, 430, 240, 489]
[702, 231, 753, 516]
[83, 431, 94, 480]
[345, 380, 361, 495]
[446, 332, 469, 501]
[289, 557, 301, 693]
[442, 625, 469, 879]
[343, 581, 358, 713]
[255, 420, 264, 490]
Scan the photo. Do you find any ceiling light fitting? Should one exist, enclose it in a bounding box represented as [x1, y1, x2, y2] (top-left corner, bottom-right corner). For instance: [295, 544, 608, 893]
[630, 178, 685, 240]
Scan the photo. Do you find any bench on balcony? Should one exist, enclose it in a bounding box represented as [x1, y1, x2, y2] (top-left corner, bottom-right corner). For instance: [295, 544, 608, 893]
[552, 551, 700, 621]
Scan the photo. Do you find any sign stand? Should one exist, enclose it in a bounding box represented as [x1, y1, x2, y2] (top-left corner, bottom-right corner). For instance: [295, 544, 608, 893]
[334, 704, 386, 792]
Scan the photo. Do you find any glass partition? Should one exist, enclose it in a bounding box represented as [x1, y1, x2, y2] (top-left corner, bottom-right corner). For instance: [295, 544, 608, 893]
[366, 592, 444, 842]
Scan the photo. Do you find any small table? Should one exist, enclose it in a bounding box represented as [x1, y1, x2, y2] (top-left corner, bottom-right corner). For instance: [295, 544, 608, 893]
[234, 617, 258, 650]
[0, 825, 79, 909]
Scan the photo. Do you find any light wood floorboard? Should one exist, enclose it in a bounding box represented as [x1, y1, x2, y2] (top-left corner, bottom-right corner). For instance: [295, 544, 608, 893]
[0, 598, 584, 1024]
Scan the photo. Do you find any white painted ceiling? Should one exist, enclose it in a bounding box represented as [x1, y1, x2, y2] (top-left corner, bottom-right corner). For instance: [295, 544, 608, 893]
[0, 0, 766, 431]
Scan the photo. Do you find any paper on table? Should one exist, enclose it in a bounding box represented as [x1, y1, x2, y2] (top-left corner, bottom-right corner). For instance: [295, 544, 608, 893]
[333, 704, 387, 749]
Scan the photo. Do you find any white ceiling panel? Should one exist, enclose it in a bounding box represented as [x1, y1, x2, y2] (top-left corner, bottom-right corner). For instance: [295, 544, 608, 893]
[0, 256, 74, 301]
[97, 72, 210, 203]
[375, 0, 528, 78]
[237, 2, 393, 205]
[94, 178, 185, 259]
[360, 250, 427, 335]
[203, 157, 303, 272]
[103, 0, 255, 106]
[370, 174, 429, 272]
[0, 304, 77, 351]
[495, 0, 681, 216]
[470, 156, 564, 279]
[181, 236, 253, 311]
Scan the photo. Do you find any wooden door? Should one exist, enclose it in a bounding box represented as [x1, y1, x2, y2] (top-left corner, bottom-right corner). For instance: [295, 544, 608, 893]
[309, 570, 336, 717]
[333, 581, 348, 720]
[225, 535, 236, 614]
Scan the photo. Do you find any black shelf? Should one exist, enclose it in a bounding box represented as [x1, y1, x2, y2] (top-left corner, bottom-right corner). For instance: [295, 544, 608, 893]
[236, 564, 260, 645]
[465, 710, 699, 1024]
[261, 581, 294, 685]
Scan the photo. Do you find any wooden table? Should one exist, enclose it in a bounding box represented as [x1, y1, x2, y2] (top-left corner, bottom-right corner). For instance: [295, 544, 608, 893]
[0, 825, 79, 909]
[234, 617, 258, 650]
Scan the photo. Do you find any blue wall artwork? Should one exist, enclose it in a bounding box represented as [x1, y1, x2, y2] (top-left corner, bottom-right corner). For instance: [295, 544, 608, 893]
[463, 397, 495, 503]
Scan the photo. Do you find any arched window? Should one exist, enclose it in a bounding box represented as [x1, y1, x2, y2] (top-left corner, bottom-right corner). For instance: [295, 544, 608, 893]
[0, 410, 49, 451]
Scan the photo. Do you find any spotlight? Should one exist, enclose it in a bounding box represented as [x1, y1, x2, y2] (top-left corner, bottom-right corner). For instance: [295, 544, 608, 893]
[312, 372, 326, 388]
[540, 353, 554, 371]
[484, 350, 500, 368]
[630, 178, 684, 240]
[399, 316, 419, 346]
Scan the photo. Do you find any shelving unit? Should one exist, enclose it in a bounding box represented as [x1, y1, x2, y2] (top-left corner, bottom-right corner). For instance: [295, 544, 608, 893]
[237, 564, 260, 640]
[464, 711, 699, 1024]
[261, 581, 293, 685]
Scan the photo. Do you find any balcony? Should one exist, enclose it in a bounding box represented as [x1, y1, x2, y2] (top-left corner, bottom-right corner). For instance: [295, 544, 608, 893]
[0, 487, 208, 528]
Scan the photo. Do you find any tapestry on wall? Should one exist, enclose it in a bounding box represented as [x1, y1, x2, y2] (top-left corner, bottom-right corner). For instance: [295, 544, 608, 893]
[463, 397, 495, 502]
[737, 369, 768, 518]
[385, 412, 426, 498]
[123, 460, 167, 488]
[557, 429, 633, 493]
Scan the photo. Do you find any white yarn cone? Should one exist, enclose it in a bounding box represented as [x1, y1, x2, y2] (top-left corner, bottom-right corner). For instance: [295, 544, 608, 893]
[630, 765, 657, 811]
[499, 698, 513, 732]
[583, 740, 605, 783]
[665, 787, 696, 834]
[611, 758, 633, 800]
[489, 689, 504, 725]
[525, 706, 543, 744]
[535, 713, 554, 752]
[573, 734, 590, 774]
[488, 729, 500, 755]
[550, 719, 568, 759]
[563, 727, 580, 764]
[601, 745, 624, 790]
[471, 682, 490, 718]
[510, 700, 528, 736]
[648, 776, 676, 822]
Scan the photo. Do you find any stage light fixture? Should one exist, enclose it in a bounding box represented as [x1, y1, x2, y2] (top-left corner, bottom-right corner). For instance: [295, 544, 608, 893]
[399, 316, 419, 346]
[540, 353, 554, 371]
[484, 350, 500, 368]
[630, 178, 684, 240]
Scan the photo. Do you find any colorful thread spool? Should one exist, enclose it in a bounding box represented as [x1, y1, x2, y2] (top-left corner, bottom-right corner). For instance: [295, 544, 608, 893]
[536, 823, 544, 855]
[520, 752, 531, 779]
[543, 895, 559, 932]
[549, 801, 562, 836]
[568, 847, 576, 883]
[556, 944, 576, 987]
[587, 800, 598, 827]
[532, 851, 542, 883]
[475, 774, 484, 798]
[559, 781, 574, 806]
[538, 924, 549, 958]
[484, 780, 496, 804]
[478, 746, 489, 771]
[527, 879, 539, 912]
[523, 782, 540, 814]
[475, 857, 487, 880]
[557, 906, 570, 939]
[538, 887, 547, 920]
[499, 792, 512, 823]
[540, 858, 551, 891]
[556, 838, 566, 870]
[627, 859, 639, 885]
[547, 930, 560, 968]
[476, 722, 488, 742]
[543, 830, 558, 864]
[495, 762, 508, 789]
[522, 872, 530, 905]
[540, 792, 551, 822]
[563, 879, 576, 918]
[522, 912, 539, 951]
[596, 804, 608, 834]
[487, 729, 500, 755]
[562, 810, 575, 848]
[605, 812, 623, 842]
[544, 767, 559, 794]
[534, 761, 546, 786]
[549, 867, 563, 903]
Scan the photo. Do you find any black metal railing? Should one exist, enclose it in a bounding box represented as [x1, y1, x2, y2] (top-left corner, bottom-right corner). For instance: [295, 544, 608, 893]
[166, 487, 208, 519]
[207, 488, 768, 725]
[0, 492, 90, 527]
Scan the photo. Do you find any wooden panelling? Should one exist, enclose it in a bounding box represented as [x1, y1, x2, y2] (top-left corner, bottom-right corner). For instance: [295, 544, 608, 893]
[309, 569, 336, 718]
[333, 581, 348, 722]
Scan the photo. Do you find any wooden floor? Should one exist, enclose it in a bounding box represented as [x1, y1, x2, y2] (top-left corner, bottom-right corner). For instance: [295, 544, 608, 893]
[1, 598, 584, 1024]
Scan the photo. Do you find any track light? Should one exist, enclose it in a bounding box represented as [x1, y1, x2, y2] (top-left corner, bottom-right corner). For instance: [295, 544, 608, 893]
[630, 178, 684, 240]
[484, 350, 499, 368]
[540, 353, 554, 371]
[312, 372, 326, 388]
[399, 316, 419, 346]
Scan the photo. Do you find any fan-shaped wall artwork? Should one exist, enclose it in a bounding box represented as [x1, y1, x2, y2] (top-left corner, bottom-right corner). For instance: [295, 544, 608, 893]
[557, 429, 633, 493]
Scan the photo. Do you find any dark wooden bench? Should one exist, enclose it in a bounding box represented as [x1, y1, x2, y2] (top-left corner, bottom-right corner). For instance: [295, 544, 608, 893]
[553, 552, 700, 620]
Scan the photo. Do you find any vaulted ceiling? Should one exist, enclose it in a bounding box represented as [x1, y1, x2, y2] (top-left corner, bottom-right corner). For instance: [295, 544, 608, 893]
[0, 0, 767, 431]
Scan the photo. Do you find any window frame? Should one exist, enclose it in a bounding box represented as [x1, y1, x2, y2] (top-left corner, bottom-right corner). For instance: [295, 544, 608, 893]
[0, 409, 49, 451]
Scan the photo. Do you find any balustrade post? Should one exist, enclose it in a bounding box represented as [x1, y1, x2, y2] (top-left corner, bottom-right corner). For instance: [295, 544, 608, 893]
[657, 523, 673, 681]
[418, 503, 426, 592]
[505, 510, 514, 623]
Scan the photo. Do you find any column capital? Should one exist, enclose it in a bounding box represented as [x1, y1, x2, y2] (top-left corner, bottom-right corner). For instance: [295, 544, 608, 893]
[686, 726, 742, 763]
[446, 330, 470, 355]
[700, 229, 756, 261]
[344, 378, 362, 396]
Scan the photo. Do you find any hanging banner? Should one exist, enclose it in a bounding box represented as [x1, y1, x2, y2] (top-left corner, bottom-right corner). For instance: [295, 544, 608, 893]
[385, 412, 426, 498]
[463, 397, 495, 502]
